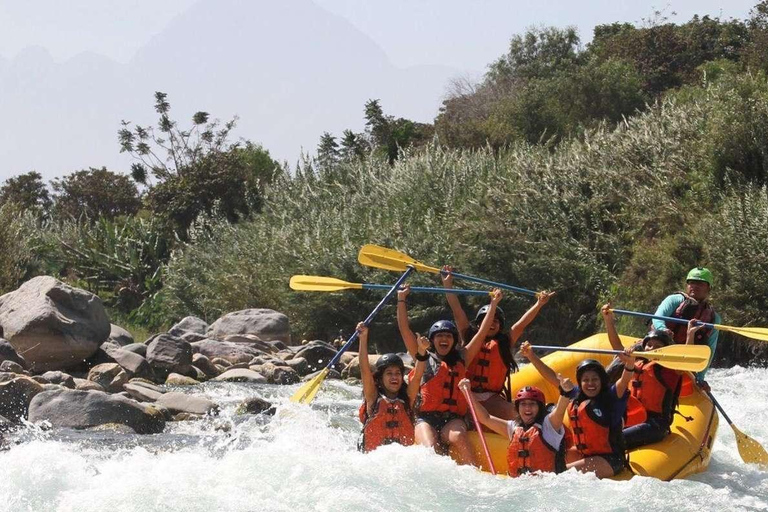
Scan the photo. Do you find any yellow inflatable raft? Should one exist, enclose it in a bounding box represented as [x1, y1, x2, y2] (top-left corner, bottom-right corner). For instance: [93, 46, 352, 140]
[456, 333, 719, 480]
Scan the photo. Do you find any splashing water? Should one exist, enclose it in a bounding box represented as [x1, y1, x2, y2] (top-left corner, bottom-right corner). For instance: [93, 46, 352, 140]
[1, 367, 767, 512]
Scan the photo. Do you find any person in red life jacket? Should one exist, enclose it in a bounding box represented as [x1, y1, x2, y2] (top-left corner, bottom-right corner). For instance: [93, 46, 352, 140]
[396, 285, 503, 465]
[357, 322, 427, 453]
[600, 305, 694, 449]
[652, 267, 721, 389]
[440, 266, 556, 421]
[458, 373, 574, 476]
[519, 341, 635, 478]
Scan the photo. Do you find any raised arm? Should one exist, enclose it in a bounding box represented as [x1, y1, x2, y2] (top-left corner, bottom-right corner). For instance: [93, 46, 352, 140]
[396, 285, 418, 358]
[464, 288, 502, 364]
[458, 378, 511, 439]
[548, 374, 575, 432]
[510, 290, 555, 345]
[614, 349, 636, 398]
[441, 265, 470, 337]
[686, 319, 706, 345]
[407, 335, 430, 407]
[519, 341, 559, 387]
[357, 322, 378, 412]
[601, 302, 624, 352]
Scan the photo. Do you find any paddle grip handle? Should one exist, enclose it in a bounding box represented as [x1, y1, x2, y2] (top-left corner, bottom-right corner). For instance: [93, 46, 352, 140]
[326, 267, 415, 369]
[361, 284, 491, 296]
[461, 387, 497, 475]
[611, 309, 715, 329]
[444, 271, 538, 297]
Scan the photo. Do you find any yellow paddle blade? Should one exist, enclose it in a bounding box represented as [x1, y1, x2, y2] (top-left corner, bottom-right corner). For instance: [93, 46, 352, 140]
[289, 275, 363, 292]
[641, 344, 711, 372]
[357, 244, 440, 273]
[289, 368, 329, 404]
[716, 324, 768, 343]
[731, 423, 768, 468]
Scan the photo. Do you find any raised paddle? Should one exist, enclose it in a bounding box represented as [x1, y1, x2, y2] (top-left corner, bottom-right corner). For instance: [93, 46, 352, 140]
[460, 387, 497, 475]
[612, 309, 768, 343]
[289, 267, 414, 405]
[357, 244, 539, 297]
[705, 389, 768, 469]
[530, 344, 711, 373]
[289, 275, 493, 296]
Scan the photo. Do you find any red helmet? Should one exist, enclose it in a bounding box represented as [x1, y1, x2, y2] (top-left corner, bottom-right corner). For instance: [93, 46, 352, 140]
[514, 386, 545, 407]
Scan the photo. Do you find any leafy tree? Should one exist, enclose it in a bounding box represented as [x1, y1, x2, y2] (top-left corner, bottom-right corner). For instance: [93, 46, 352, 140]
[316, 132, 340, 169]
[0, 171, 52, 215]
[52, 167, 141, 220]
[340, 129, 368, 161]
[364, 99, 433, 163]
[118, 92, 279, 237]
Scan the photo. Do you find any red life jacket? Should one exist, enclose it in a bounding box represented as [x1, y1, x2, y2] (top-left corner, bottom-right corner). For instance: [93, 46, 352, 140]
[466, 339, 508, 393]
[567, 398, 619, 457]
[507, 423, 558, 476]
[667, 292, 716, 344]
[630, 360, 682, 426]
[358, 396, 414, 452]
[418, 355, 468, 415]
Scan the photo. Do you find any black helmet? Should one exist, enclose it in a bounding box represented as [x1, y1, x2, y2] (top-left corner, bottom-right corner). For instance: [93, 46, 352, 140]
[428, 320, 459, 344]
[374, 353, 405, 374]
[642, 329, 673, 347]
[576, 359, 608, 389]
[475, 304, 505, 327]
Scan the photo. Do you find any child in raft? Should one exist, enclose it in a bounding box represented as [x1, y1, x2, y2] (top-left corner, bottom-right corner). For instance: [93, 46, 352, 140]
[396, 285, 503, 465]
[458, 374, 574, 476]
[602, 305, 705, 449]
[519, 341, 636, 478]
[357, 322, 429, 452]
[442, 266, 556, 420]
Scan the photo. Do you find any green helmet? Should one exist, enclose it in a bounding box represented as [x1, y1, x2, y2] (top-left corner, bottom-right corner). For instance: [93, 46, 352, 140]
[686, 267, 713, 287]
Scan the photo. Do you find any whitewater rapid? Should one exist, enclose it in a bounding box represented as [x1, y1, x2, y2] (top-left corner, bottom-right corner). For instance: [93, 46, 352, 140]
[1, 366, 767, 512]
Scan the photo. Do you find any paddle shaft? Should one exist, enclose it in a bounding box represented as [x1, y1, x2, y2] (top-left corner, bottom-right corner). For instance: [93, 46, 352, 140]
[612, 309, 712, 328]
[704, 389, 734, 425]
[442, 270, 538, 297]
[326, 267, 415, 370]
[362, 284, 491, 296]
[461, 388, 497, 475]
[531, 345, 631, 356]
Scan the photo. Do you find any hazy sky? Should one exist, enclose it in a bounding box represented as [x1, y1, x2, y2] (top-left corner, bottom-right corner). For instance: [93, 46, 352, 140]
[0, 0, 757, 70]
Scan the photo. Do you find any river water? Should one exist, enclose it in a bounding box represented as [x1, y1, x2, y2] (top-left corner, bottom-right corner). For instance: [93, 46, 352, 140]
[1, 365, 767, 512]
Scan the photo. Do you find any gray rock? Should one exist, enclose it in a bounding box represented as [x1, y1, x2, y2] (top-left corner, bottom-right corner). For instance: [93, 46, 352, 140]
[108, 324, 134, 347]
[191, 339, 267, 365]
[123, 382, 163, 402]
[73, 378, 104, 392]
[102, 344, 155, 381]
[276, 349, 295, 361]
[253, 363, 299, 385]
[223, 334, 279, 354]
[0, 360, 25, 374]
[210, 357, 232, 368]
[0, 372, 16, 383]
[283, 356, 310, 376]
[87, 363, 126, 392]
[165, 373, 199, 386]
[0, 276, 110, 371]
[155, 392, 218, 415]
[207, 309, 290, 344]
[302, 368, 341, 381]
[213, 368, 267, 383]
[42, 383, 66, 391]
[191, 354, 219, 377]
[40, 371, 76, 389]
[180, 332, 207, 343]
[236, 397, 275, 415]
[28, 389, 165, 434]
[0, 338, 27, 369]
[122, 343, 148, 357]
[294, 341, 339, 373]
[169, 316, 209, 337]
[0, 376, 44, 421]
[145, 334, 193, 379]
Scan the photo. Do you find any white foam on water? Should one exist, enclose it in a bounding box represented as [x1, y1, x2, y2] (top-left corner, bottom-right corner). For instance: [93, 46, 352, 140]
[1, 370, 767, 512]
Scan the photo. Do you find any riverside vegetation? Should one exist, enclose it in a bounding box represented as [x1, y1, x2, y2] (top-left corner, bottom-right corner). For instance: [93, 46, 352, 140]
[1, 6, 768, 368]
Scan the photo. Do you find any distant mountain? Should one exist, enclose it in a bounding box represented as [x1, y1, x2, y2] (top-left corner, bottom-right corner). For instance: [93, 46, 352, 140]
[0, 0, 458, 180]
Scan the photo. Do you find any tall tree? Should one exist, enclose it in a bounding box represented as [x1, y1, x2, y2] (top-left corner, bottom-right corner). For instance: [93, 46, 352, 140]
[0, 171, 52, 215]
[52, 167, 141, 220]
[317, 132, 340, 169]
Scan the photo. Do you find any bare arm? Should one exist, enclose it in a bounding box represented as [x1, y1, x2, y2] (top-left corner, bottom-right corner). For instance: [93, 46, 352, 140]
[601, 302, 624, 352]
[407, 335, 430, 407]
[548, 374, 575, 432]
[464, 288, 502, 364]
[615, 350, 636, 398]
[441, 266, 470, 337]
[396, 285, 418, 358]
[458, 378, 511, 439]
[510, 291, 555, 345]
[357, 323, 378, 413]
[519, 341, 559, 387]
[686, 319, 705, 345]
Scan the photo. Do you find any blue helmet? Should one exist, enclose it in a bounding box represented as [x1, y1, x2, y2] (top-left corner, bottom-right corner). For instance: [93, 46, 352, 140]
[428, 320, 459, 344]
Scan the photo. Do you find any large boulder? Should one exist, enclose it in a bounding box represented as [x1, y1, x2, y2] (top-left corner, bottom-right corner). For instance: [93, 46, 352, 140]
[223, 334, 280, 354]
[102, 344, 155, 380]
[108, 324, 134, 347]
[28, 388, 165, 434]
[191, 339, 267, 365]
[213, 368, 267, 383]
[294, 341, 339, 373]
[191, 353, 219, 378]
[87, 363, 128, 393]
[122, 343, 147, 357]
[155, 392, 218, 415]
[251, 363, 299, 385]
[123, 381, 163, 402]
[39, 371, 76, 389]
[145, 334, 193, 379]
[0, 376, 44, 422]
[0, 277, 110, 371]
[341, 355, 380, 379]
[0, 339, 27, 369]
[0, 360, 25, 374]
[169, 316, 209, 337]
[207, 309, 290, 344]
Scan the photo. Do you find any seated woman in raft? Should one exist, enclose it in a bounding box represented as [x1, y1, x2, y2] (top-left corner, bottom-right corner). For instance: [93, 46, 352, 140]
[602, 305, 705, 449]
[441, 266, 555, 420]
[519, 341, 636, 478]
[459, 374, 574, 476]
[397, 286, 503, 465]
[357, 322, 429, 452]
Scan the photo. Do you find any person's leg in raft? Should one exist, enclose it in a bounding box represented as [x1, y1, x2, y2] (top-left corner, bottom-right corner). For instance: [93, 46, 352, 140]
[567, 455, 621, 479]
[623, 419, 667, 450]
[415, 421, 440, 450]
[479, 393, 518, 421]
[441, 418, 476, 466]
